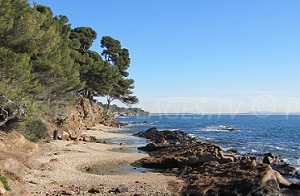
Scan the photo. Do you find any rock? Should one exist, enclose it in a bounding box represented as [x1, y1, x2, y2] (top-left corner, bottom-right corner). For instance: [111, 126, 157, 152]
[61, 131, 70, 140]
[249, 152, 297, 176]
[140, 142, 237, 169]
[135, 127, 197, 147]
[137, 142, 165, 152]
[227, 148, 239, 154]
[220, 125, 237, 131]
[135, 128, 300, 195]
[181, 162, 287, 195]
[136, 129, 237, 169]
[81, 134, 96, 142]
[69, 132, 79, 140]
[88, 187, 100, 193]
[274, 164, 298, 176]
[116, 184, 129, 193]
[0, 181, 6, 195]
[262, 152, 285, 165]
[110, 184, 129, 193]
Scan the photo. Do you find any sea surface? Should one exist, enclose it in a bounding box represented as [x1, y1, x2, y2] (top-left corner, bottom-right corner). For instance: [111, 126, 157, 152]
[116, 114, 300, 172]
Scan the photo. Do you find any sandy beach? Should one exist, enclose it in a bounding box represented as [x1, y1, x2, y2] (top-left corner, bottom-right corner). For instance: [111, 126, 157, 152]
[23, 124, 182, 195]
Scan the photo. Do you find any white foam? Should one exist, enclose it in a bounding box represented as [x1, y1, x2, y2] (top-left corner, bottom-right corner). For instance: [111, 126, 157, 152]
[198, 125, 240, 132]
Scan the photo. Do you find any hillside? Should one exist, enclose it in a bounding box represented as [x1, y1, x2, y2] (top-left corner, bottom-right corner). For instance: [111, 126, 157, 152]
[0, 98, 121, 194]
[102, 104, 150, 116]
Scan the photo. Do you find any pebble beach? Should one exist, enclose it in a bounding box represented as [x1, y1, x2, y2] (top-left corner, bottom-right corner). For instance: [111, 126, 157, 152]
[24, 125, 182, 195]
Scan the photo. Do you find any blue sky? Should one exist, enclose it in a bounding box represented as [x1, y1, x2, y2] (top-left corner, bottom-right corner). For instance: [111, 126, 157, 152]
[31, 0, 300, 113]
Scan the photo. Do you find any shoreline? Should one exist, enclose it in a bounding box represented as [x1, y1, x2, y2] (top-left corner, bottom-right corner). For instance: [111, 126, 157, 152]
[23, 124, 182, 195]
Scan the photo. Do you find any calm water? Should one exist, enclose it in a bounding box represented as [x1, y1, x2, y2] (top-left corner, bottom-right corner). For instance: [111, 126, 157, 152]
[116, 114, 300, 171]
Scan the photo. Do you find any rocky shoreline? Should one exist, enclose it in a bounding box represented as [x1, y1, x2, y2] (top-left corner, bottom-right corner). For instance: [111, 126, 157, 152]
[134, 127, 300, 195]
[1, 124, 299, 195]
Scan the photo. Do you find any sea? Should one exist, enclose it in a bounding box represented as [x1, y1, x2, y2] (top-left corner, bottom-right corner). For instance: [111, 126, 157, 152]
[116, 114, 300, 172]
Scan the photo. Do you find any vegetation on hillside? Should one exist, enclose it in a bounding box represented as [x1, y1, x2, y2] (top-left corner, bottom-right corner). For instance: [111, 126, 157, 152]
[0, 0, 138, 136]
[101, 104, 150, 116]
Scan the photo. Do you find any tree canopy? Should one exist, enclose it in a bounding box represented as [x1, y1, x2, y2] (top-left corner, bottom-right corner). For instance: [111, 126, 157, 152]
[0, 0, 138, 133]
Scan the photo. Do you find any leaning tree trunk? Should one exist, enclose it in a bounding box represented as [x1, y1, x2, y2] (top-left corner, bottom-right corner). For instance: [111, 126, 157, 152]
[0, 96, 27, 127]
[0, 116, 15, 127]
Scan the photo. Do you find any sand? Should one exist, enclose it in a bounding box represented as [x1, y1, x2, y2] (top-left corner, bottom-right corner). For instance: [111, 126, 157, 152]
[23, 124, 183, 195]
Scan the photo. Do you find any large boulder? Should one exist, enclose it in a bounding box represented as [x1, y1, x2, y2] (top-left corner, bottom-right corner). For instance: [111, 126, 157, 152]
[135, 127, 197, 147]
[136, 128, 236, 169]
[140, 143, 236, 169]
[245, 152, 299, 177]
[181, 161, 288, 195]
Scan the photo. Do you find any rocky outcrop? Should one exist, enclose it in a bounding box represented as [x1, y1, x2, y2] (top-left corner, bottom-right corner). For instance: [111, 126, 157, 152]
[135, 127, 197, 149]
[47, 98, 123, 140]
[181, 161, 287, 195]
[0, 131, 38, 195]
[135, 128, 236, 168]
[248, 152, 299, 177]
[136, 127, 300, 195]
[140, 143, 236, 169]
[68, 99, 106, 129]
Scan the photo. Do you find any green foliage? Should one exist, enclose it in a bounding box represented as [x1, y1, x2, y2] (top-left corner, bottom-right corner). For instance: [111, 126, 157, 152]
[0, 175, 11, 191]
[131, 160, 143, 168]
[0, 0, 138, 138]
[70, 27, 97, 52]
[100, 36, 139, 108]
[101, 36, 130, 77]
[56, 115, 69, 126]
[25, 120, 49, 142]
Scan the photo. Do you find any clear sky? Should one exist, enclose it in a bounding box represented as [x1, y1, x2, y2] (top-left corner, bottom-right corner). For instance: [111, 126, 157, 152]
[31, 0, 300, 113]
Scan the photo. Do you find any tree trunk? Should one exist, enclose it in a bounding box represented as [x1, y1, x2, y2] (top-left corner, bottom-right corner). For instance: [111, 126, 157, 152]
[0, 116, 15, 127]
[106, 98, 112, 110]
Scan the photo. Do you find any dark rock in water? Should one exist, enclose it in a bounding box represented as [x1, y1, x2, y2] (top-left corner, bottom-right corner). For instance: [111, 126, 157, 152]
[135, 128, 300, 195]
[181, 161, 286, 196]
[135, 127, 197, 147]
[220, 125, 237, 131]
[249, 152, 298, 176]
[227, 148, 240, 154]
[263, 152, 285, 165]
[136, 128, 235, 169]
[140, 142, 237, 169]
[137, 142, 165, 152]
[273, 164, 298, 176]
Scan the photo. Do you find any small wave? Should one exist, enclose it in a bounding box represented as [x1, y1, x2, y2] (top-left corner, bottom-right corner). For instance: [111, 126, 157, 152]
[198, 125, 239, 132]
[169, 128, 180, 131]
[126, 121, 154, 126]
[196, 136, 216, 142]
[188, 133, 196, 138]
[267, 144, 287, 151]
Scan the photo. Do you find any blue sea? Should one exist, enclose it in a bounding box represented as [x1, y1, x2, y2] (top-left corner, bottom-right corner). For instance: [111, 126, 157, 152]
[116, 114, 300, 172]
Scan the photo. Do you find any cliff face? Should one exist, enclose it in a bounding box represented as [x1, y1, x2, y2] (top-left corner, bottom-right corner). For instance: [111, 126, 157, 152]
[69, 99, 106, 129]
[46, 98, 121, 139]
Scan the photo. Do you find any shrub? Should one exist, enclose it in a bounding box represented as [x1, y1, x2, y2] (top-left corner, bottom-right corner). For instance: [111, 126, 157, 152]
[0, 175, 10, 191]
[25, 119, 49, 142]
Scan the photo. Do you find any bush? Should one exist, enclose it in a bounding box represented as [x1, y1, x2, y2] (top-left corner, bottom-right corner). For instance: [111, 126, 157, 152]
[25, 120, 49, 142]
[0, 175, 10, 191]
